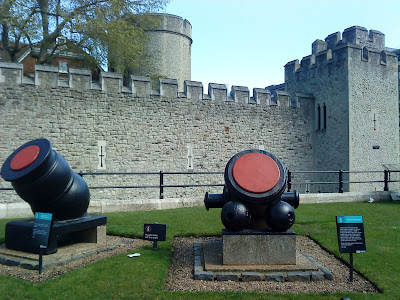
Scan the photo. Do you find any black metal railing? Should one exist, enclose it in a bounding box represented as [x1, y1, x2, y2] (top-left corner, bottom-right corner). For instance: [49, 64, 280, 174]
[1, 169, 399, 197]
[287, 169, 400, 193]
[78, 171, 224, 199]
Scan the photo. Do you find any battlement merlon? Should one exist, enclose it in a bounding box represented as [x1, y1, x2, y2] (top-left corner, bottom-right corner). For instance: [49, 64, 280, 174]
[208, 83, 227, 101]
[184, 80, 203, 100]
[325, 32, 341, 50]
[0, 62, 23, 84]
[231, 86, 250, 104]
[312, 40, 328, 55]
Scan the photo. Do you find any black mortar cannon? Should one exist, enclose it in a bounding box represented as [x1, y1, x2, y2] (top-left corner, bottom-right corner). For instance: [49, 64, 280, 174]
[1, 138, 90, 220]
[0, 138, 107, 255]
[204, 149, 299, 232]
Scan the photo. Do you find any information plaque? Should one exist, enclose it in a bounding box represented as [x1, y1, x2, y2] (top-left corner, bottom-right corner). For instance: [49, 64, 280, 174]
[143, 223, 166, 242]
[336, 215, 366, 254]
[32, 212, 53, 249]
[32, 212, 53, 274]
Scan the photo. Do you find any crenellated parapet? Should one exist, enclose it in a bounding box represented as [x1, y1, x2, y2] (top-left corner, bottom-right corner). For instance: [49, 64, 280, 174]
[0, 62, 311, 107]
[285, 26, 398, 82]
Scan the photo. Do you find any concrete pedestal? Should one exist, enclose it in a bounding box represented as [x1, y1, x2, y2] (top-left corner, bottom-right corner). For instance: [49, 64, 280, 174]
[222, 229, 296, 265]
[5, 214, 107, 254]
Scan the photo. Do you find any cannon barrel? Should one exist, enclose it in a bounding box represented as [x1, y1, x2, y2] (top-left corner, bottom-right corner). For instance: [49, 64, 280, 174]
[204, 149, 299, 232]
[1, 139, 90, 220]
[224, 149, 287, 205]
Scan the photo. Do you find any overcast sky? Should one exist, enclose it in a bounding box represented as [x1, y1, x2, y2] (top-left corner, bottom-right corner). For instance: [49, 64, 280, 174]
[165, 0, 400, 92]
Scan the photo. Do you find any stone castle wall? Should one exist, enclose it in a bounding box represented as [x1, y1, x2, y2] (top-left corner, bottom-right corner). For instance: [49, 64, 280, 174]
[1, 25, 398, 204]
[285, 26, 399, 192]
[0, 63, 314, 203]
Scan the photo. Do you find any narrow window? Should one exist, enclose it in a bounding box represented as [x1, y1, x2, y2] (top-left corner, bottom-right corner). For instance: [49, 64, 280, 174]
[290, 95, 297, 107]
[271, 94, 277, 105]
[187, 144, 193, 170]
[59, 60, 68, 73]
[317, 104, 321, 131]
[362, 47, 369, 61]
[371, 109, 378, 131]
[323, 103, 327, 129]
[97, 141, 106, 170]
[380, 51, 387, 65]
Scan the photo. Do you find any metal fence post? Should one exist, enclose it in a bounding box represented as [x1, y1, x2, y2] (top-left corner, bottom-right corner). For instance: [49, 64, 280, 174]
[159, 171, 164, 199]
[287, 170, 292, 192]
[384, 170, 389, 191]
[339, 170, 344, 193]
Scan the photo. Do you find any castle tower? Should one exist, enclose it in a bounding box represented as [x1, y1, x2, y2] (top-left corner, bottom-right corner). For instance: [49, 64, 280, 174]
[284, 26, 399, 192]
[144, 13, 192, 91]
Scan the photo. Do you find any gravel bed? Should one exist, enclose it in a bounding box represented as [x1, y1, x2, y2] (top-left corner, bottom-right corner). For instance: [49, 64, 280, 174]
[0, 235, 380, 295]
[0, 236, 151, 284]
[165, 236, 379, 294]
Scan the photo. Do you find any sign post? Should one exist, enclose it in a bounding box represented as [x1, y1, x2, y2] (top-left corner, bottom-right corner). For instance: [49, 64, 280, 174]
[32, 212, 53, 274]
[143, 223, 166, 250]
[336, 215, 366, 282]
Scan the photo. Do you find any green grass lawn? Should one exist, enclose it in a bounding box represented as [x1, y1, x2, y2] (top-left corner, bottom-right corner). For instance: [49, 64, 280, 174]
[0, 201, 399, 299]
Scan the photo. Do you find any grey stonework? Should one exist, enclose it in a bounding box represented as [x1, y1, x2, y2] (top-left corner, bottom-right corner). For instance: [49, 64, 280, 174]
[222, 231, 296, 265]
[286, 271, 311, 282]
[241, 272, 263, 282]
[1, 25, 399, 202]
[0, 65, 314, 203]
[215, 272, 240, 282]
[265, 273, 285, 282]
[193, 243, 334, 282]
[284, 26, 399, 192]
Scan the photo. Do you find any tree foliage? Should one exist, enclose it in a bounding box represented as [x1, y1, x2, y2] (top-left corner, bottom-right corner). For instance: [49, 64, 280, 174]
[0, 0, 169, 71]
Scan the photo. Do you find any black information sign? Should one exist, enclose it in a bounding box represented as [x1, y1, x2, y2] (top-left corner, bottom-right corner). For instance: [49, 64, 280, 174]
[336, 215, 366, 282]
[32, 212, 53, 249]
[143, 223, 166, 242]
[336, 215, 366, 253]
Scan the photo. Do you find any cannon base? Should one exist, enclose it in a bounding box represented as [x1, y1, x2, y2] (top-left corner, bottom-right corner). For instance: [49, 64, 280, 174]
[222, 229, 296, 265]
[5, 214, 107, 254]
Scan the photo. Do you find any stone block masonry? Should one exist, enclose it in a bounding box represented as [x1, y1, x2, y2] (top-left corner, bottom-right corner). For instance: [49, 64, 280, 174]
[284, 25, 399, 192]
[2, 25, 397, 204]
[0, 63, 314, 203]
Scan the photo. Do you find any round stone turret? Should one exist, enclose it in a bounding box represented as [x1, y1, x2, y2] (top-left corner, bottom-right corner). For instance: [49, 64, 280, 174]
[145, 13, 192, 91]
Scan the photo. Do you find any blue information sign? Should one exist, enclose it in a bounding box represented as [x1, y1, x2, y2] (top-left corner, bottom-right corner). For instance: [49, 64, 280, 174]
[32, 212, 53, 249]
